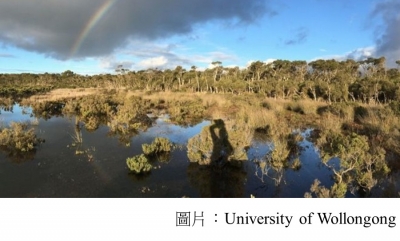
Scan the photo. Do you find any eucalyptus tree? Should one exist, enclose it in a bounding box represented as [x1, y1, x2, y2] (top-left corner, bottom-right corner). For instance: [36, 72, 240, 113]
[247, 61, 265, 81]
[174, 66, 185, 90]
[161, 69, 175, 91]
[357, 57, 388, 104]
[290, 60, 308, 82]
[115, 65, 129, 75]
[359, 57, 386, 78]
[190, 65, 200, 91]
[265, 60, 297, 98]
[211, 61, 223, 83]
[309, 59, 341, 103]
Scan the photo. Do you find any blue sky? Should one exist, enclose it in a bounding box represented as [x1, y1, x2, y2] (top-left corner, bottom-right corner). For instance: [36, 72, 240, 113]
[0, 0, 398, 75]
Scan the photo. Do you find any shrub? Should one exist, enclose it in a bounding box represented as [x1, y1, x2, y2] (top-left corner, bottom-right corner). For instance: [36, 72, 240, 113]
[354, 106, 369, 123]
[0, 122, 41, 152]
[285, 102, 305, 114]
[110, 96, 152, 133]
[126, 154, 152, 174]
[63, 95, 117, 131]
[168, 99, 205, 126]
[142, 137, 172, 156]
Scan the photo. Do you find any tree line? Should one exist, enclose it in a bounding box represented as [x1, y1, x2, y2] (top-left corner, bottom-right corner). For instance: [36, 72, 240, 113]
[1, 57, 400, 104]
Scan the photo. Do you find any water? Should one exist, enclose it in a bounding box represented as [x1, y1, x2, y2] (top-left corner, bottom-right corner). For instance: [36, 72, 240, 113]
[0, 103, 397, 197]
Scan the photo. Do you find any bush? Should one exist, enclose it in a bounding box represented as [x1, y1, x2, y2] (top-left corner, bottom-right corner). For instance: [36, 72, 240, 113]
[354, 106, 369, 123]
[285, 102, 305, 114]
[0, 122, 41, 152]
[168, 99, 205, 126]
[126, 154, 152, 174]
[142, 137, 172, 156]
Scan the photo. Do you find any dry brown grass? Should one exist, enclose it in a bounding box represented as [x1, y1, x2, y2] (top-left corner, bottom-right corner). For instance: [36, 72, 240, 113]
[359, 107, 399, 136]
[318, 113, 344, 133]
[27, 88, 104, 102]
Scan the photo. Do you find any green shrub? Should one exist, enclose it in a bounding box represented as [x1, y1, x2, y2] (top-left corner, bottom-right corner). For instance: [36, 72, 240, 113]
[126, 154, 152, 174]
[168, 99, 205, 126]
[0, 122, 41, 152]
[142, 137, 172, 156]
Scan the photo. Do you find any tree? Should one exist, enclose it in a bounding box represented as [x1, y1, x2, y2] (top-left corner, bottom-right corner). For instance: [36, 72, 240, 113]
[174, 66, 185, 90]
[359, 57, 386, 78]
[247, 61, 265, 81]
[61, 70, 75, 78]
[115, 65, 129, 74]
[191, 65, 200, 91]
[211, 61, 223, 83]
[309, 59, 340, 103]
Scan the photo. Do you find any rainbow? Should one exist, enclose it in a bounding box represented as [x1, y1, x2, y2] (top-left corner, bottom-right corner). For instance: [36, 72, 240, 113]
[69, 0, 118, 58]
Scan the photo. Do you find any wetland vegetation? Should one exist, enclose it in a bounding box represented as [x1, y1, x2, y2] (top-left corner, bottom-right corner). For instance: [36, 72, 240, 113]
[1, 57, 400, 197]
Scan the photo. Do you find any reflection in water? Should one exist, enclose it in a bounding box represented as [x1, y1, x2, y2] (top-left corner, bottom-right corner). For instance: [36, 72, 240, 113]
[30, 101, 65, 120]
[0, 97, 15, 113]
[72, 120, 83, 144]
[0, 147, 36, 163]
[187, 162, 247, 197]
[147, 152, 171, 163]
[128, 172, 151, 182]
[253, 131, 303, 189]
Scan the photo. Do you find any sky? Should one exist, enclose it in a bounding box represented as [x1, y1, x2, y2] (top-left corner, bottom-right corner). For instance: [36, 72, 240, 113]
[0, 0, 399, 75]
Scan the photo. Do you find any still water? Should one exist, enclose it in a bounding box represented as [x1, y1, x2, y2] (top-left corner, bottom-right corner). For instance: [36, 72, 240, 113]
[0, 103, 367, 197]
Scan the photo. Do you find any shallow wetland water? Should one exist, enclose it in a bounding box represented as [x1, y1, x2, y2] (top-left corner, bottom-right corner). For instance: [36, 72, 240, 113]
[0, 100, 398, 197]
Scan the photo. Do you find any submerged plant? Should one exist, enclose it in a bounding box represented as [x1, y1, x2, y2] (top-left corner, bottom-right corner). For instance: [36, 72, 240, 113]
[126, 154, 152, 174]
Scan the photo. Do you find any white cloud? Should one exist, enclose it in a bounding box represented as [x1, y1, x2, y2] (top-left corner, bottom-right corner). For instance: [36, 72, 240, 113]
[311, 46, 376, 62]
[246, 58, 276, 67]
[138, 56, 168, 69]
[264, 58, 276, 64]
[99, 55, 134, 71]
